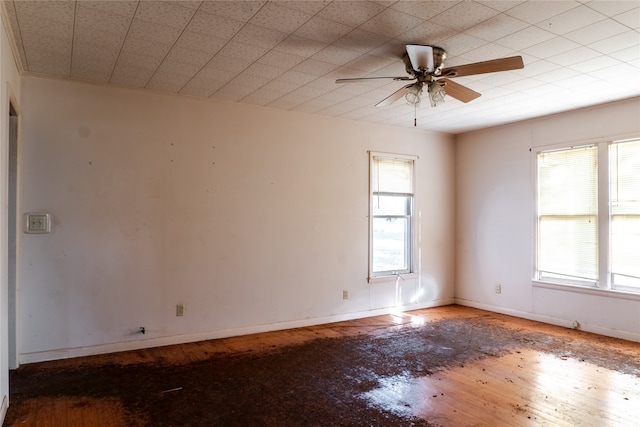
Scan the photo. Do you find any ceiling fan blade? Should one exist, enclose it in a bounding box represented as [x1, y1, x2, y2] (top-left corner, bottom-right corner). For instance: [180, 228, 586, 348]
[439, 79, 481, 103]
[406, 44, 434, 72]
[336, 76, 415, 83]
[375, 84, 413, 107]
[441, 56, 524, 78]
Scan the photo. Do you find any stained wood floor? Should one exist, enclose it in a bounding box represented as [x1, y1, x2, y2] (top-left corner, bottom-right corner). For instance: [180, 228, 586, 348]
[5, 305, 640, 426]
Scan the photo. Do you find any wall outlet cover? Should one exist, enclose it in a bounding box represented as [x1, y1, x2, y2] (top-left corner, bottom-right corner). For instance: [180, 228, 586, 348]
[24, 213, 51, 234]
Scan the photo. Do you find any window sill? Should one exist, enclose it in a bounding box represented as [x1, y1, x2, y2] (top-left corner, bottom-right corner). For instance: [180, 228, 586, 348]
[369, 273, 418, 284]
[533, 280, 640, 301]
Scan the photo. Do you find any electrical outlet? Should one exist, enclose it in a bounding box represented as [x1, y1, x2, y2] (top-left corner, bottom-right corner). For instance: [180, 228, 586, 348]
[176, 304, 184, 317]
[342, 290, 348, 300]
[495, 284, 502, 294]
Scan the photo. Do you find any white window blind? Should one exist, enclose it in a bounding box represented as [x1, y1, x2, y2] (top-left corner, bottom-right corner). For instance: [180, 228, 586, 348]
[537, 146, 598, 284]
[610, 139, 640, 289]
[372, 158, 413, 194]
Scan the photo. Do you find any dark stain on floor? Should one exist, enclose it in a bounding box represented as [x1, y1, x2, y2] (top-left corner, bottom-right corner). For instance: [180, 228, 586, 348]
[6, 316, 640, 426]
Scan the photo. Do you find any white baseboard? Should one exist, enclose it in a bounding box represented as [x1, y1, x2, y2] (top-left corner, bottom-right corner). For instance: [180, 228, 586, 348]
[455, 298, 640, 343]
[20, 298, 454, 364]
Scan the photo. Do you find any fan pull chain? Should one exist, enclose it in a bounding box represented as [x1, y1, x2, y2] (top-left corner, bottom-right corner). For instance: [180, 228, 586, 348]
[414, 102, 417, 127]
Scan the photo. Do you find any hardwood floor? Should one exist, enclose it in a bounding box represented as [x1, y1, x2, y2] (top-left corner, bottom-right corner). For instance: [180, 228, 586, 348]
[5, 305, 640, 426]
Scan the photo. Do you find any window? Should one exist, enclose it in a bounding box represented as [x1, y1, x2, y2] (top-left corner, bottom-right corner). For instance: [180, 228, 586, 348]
[610, 139, 640, 290]
[369, 152, 416, 278]
[536, 138, 640, 292]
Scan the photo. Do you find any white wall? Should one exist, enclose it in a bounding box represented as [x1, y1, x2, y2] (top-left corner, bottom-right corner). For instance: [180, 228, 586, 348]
[0, 7, 21, 421]
[456, 97, 640, 342]
[17, 76, 455, 363]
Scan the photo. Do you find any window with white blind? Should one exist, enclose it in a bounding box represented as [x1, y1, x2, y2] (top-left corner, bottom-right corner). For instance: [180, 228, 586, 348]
[369, 153, 416, 278]
[610, 139, 640, 290]
[536, 138, 640, 293]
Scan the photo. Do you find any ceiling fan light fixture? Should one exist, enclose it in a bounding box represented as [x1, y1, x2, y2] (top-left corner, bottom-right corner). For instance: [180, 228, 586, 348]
[405, 84, 423, 105]
[428, 82, 446, 107]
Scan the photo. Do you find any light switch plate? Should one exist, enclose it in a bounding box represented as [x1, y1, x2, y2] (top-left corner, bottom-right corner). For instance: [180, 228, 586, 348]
[24, 213, 51, 234]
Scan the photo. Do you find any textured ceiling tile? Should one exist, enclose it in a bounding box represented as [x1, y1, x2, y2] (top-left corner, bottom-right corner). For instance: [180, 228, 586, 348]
[78, 1, 138, 17]
[564, 18, 629, 45]
[273, 70, 317, 86]
[312, 45, 363, 66]
[187, 11, 245, 39]
[17, 12, 73, 41]
[192, 64, 238, 84]
[214, 74, 271, 101]
[611, 7, 640, 29]
[174, 31, 227, 54]
[568, 55, 622, 73]
[546, 46, 600, 66]
[165, 47, 213, 68]
[439, 33, 488, 57]
[504, 1, 579, 24]
[233, 24, 288, 49]
[478, 1, 526, 13]
[279, 1, 331, 15]
[267, 91, 314, 110]
[204, 54, 258, 75]
[26, 48, 70, 76]
[587, 1, 639, 18]
[110, 63, 156, 87]
[608, 44, 640, 63]
[317, 1, 386, 27]
[333, 29, 391, 53]
[119, 38, 172, 62]
[199, 0, 266, 21]
[521, 36, 581, 59]
[391, 1, 459, 20]
[275, 35, 327, 57]
[496, 26, 556, 50]
[179, 77, 221, 98]
[360, 9, 424, 38]
[293, 58, 339, 76]
[244, 61, 287, 80]
[249, 2, 312, 32]
[295, 17, 353, 44]
[398, 21, 457, 45]
[465, 13, 530, 41]
[72, 42, 119, 66]
[21, 33, 71, 57]
[257, 50, 306, 69]
[128, 17, 184, 45]
[75, 3, 134, 35]
[537, 5, 606, 35]
[135, 0, 197, 28]
[346, 54, 397, 73]
[456, 43, 516, 63]
[589, 30, 640, 54]
[216, 41, 270, 66]
[433, 1, 502, 31]
[71, 59, 113, 82]
[14, 0, 75, 23]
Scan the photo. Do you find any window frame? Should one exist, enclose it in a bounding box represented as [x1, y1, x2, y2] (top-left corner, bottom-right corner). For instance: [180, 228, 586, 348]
[368, 151, 418, 282]
[533, 136, 640, 296]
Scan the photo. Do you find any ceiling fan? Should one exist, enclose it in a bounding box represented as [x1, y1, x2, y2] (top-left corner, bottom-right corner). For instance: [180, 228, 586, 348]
[336, 45, 524, 110]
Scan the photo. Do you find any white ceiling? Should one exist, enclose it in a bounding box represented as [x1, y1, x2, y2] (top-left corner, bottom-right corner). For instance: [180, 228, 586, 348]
[2, 0, 639, 134]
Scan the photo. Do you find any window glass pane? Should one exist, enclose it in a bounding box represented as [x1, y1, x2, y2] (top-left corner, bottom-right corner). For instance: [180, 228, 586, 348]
[537, 146, 598, 283]
[372, 158, 412, 193]
[610, 139, 640, 289]
[372, 195, 411, 216]
[372, 217, 408, 273]
[538, 216, 598, 281]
